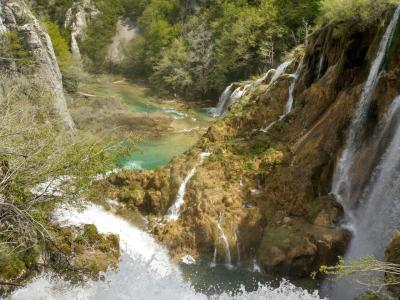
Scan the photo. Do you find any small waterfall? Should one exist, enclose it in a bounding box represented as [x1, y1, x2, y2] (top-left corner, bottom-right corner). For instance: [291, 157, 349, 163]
[210, 247, 217, 267]
[253, 69, 276, 87]
[332, 6, 400, 205]
[165, 152, 210, 221]
[269, 59, 294, 84]
[235, 231, 241, 266]
[260, 60, 302, 132]
[285, 61, 303, 115]
[215, 213, 233, 269]
[214, 84, 235, 116]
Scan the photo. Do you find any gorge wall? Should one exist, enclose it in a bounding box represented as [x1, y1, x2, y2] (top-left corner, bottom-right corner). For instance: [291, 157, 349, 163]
[0, 0, 75, 132]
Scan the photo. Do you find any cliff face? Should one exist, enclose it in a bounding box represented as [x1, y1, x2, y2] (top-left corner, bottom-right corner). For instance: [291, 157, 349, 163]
[64, 0, 99, 59]
[103, 7, 400, 278]
[0, 0, 75, 132]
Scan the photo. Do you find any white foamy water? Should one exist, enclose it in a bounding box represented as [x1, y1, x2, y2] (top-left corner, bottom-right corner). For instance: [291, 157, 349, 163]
[165, 152, 210, 221]
[9, 203, 325, 300]
[332, 6, 400, 204]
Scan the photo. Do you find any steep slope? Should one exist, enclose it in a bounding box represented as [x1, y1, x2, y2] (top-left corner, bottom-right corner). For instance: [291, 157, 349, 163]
[101, 4, 400, 281]
[0, 0, 75, 132]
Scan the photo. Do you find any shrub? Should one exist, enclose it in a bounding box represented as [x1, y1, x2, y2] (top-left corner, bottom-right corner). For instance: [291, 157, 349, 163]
[319, 0, 400, 25]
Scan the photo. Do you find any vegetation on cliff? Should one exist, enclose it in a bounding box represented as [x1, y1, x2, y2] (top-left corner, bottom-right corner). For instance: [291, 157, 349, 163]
[0, 74, 132, 292]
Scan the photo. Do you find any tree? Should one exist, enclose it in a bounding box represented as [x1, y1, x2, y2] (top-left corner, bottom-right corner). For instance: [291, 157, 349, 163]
[0, 74, 134, 283]
[185, 16, 214, 97]
[150, 37, 192, 97]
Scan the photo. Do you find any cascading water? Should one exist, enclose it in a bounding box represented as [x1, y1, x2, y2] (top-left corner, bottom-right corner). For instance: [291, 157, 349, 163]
[215, 213, 233, 269]
[235, 231, 241, 266]
[165, 152, 210, 221]
[317, 55, 324, 79]
[285, 61, 303, 115]
[260, 60, 301, 132]
[10, 203, 326, 299]
[328, 7, 400, 300]
[332, 6, 400, 205]
[269, 59, 294, 85]
[214, 84, 235, 117]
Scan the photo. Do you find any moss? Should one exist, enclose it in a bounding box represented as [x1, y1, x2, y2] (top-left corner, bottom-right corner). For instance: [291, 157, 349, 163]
[0, 253, 27, 281]
[84, 224, 99, 243]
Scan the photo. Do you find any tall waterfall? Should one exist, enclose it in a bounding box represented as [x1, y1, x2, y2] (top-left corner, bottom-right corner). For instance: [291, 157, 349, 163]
[332, 6, 400, 205]
[328, 7, 400, 300]
[165, 152, 210, 221]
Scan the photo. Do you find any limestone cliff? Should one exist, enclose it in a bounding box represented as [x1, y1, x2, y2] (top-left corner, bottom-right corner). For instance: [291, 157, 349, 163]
[0, 0, 75, 132]
[64, 0, 99, 59]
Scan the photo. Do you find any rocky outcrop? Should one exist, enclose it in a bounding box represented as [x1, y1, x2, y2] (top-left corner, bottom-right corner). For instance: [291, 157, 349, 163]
[107, 17, 137, 65]
[64, 0, 99, 59]
[102, 6, 400, 278]
[0, 0, 75, 132]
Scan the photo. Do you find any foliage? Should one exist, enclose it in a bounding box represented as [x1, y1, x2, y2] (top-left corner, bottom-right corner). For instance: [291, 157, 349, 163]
[0, 75, 134, 282]
[318, 256, 400, 296]
[42, 20, 72, 69]
[122, 0, 321, 99]
[319, 0, 400, 25]
[0, 31, 32, 70]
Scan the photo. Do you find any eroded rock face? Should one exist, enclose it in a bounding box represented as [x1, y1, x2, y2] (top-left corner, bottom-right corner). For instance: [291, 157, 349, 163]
[0, 0, 75, 132]
[64, 0, 99, 59]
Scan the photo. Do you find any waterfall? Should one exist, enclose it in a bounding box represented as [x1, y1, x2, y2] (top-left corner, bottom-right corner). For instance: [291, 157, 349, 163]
[317, 55, 324, 79]
[215, 213, 233, 269]
[327, 7, 400, 299]
[235, 231, 241, 266]
[332, 7, 400, 205]
[214, 84, 235, 116]
[10, 202, 325, 299]
[253, 69, 276, 87]
[165, 152, 210, 221]
[269, 59, 294, 84]
[260, 60, 302, 132]
[210, 247, 217, 267]
[285, 61, 303, 115]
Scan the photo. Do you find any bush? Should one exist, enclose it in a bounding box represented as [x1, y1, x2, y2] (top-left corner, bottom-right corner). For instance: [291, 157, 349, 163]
[319, 0, 400, 25]
[42, 20, 72, 69]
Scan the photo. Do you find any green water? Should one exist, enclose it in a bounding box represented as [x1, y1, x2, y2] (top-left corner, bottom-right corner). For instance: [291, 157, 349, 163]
[79, 74, 214, 170]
